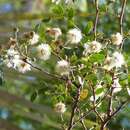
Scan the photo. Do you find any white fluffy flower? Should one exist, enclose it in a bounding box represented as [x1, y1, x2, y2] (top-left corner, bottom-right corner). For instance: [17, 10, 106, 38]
[5, 55, 20, 69]
[29, 32, 39, 45]
[83, 41, 102, 55]
[112, 52, 125, 68]
[55, 102, 66, 114]
[67, 28, 82, 44]
[46, 27, 62, 40]
[112, 79, 122, 93]
[52, 0, 72, 4]
[52, 0, 60, 4]
[7, 48, 18, 57]
[17, 59, 31, 73]
[104, 52, 125, 71]
[5, 48, 20, 69]
[111, 33, 123, 45]
[36, 44, 51, 60]
[65, 0, 73, 4]
[103, 56, 114, 71]
[56, 60, 70, 75]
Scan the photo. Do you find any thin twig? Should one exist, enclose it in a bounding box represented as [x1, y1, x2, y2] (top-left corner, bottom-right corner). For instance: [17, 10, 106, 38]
[93, 0, 99, 40]
[107, 73, 116, 117]
[80, 119, 87, 130]
[119, 0, 127, 50]
[90, 84, 103, 122]
[100, 99, 129, 130]
[104, 99, 129, 125]
[110, 99, 129, 118]
[119, 0, 127, 35]
[78, 109, 87, 130]
[25, 61, 64, 81]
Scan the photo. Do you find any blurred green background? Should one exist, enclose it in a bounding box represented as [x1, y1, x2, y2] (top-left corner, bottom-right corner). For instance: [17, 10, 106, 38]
[0, 0, 130, 130]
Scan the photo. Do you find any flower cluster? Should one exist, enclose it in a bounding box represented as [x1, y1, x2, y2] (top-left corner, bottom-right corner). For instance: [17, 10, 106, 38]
[3, 21, 128, 121]
[4, 31, 52, 73]
[5, 47, 31, 73]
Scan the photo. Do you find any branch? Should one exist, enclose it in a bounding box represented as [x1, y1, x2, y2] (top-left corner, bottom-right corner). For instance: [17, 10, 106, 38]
[104, 99, 129, 125]
[107, 87, 114, 117]
[73, 87, 112, 127]
[93, 0, 99, 40]
[99, 99, 127, 130]
[110, 99, 129, 118]
[67, 84, 82, 130]
[119, 0, 127, 35]
[80, 119, 87, 130]
[107, 73, 117, 117]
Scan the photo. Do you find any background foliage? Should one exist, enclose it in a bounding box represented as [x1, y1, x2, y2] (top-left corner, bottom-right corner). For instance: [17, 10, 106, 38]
[0, 0, 130, 130]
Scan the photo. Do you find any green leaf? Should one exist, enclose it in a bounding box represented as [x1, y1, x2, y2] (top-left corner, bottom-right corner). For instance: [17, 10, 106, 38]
[30, 92, 37, 102]
[96, 87, 104, 95]
[67, 19, 75, 28]
[42, 18, 51, 23]
[52, 5, 64, 16]
[89, 53, 105, 63]
[100, 4, 108, 13]
[84, 21, 93, 35]
[67, 8, 75, 19]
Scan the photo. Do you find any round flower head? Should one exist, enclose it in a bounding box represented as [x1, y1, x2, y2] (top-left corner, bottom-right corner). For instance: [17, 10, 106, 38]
[65, 0, 73, 4]
[112, 52, 125, 68]
[103, 52, 125, 71]
[54, 102, 66, 114]
[36, 44, 51, 60]
[90, 41, 102, 53]
[56, 60, 70, 75]
[46, 27, 62, 40]
[111, 32, 123, 45]
[52, 0, 60, 4]
[5, 48, 20, 69]
[52, 0, 72, 4]
[83, 41, 102, 55]
[29, 32, 39, 45]
[7, 48, 19, 57]
[5, 55, 20, 69]
[103, 56, 114, 71]
[17, 59, 31, 73]
[67, 28, 82, 44]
